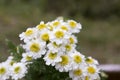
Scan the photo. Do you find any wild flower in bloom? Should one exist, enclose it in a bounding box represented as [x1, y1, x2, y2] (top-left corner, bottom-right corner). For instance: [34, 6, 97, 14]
[0, 62, 10, 80]
[0, 17, 101, 80]
[44, 50, 62, 66]
[10, 62, 27, 80]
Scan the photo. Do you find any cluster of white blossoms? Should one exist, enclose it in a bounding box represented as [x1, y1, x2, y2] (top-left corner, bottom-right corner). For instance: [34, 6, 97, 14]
[0, 56, 27, 80]
[0, 17, 100, 80]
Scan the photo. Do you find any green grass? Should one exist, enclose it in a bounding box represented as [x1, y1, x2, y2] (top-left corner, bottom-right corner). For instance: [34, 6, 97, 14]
[0, 3, 120, 64]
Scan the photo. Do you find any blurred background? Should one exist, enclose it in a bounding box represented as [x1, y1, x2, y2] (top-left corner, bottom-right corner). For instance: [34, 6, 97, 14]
[0, 0, 120, 64]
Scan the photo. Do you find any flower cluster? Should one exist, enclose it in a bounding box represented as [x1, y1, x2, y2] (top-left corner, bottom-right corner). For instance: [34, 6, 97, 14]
[0, 17, 100, 80]
[0, 56, 27, 80]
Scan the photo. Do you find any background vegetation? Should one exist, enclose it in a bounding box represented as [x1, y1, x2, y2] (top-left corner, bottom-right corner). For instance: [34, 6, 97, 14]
[0, 0, 120, 64]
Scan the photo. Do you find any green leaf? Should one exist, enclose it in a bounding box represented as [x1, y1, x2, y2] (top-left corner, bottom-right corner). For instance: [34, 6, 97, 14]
[6, 39, 24, 62]
[5, 39, 16, 54]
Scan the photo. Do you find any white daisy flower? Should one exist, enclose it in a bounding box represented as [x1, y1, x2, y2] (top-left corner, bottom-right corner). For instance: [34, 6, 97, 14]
[0, 62, 10, 80]
[85, 56, 99, 65]
[10, 62, 28, 80]
[67, 20, 82, 33]
[68, 35, 77, 44]
[23, 39, 46, 59]
[51, 19, 63, 28]
[55, 54, 72, 72]
[19, 27, 38, 43]
[44, 51, 62, 66]
[70, 51, 86, 70]
[85, 65, 100, 80]
[49, 29, 69, 44]
[64, 43, 76, 53]
[21, 53, 33, 63]
[39, 29, 51, 42]
[69, 68, 86, 80]
[36, 21, 47, 31]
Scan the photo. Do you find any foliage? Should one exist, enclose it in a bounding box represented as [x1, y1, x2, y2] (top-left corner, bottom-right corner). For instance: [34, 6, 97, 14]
[6, 39, 23, 62]
[25, 58, 71, 80]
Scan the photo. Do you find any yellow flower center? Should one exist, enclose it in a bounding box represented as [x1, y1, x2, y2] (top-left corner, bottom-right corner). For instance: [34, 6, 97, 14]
[26, 56, 32, 61]
[69, 21, 77, 28]
[60, 55, 69, 66]
[55, 30, 64, 38]
[37, 23, 46, 30]
[53, 21, 60, 27]
[14, 66, 21, 74]
[0, 67, 6, 75]
[25, 29, 33, 36]
[30, 43, 40, 52]
[65, 45, 71, 51]
[61, 26, 68, 31]
[48, 52, 57, 60]
[41, 33, 49, 41]
[85, 76, 89, 80]
[73, 69, 82, 76]
[69, 37, 74, 44]
[86, 58, 94, 64]
[87, 66, 96, 74]
[73, 55, 82, 63]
